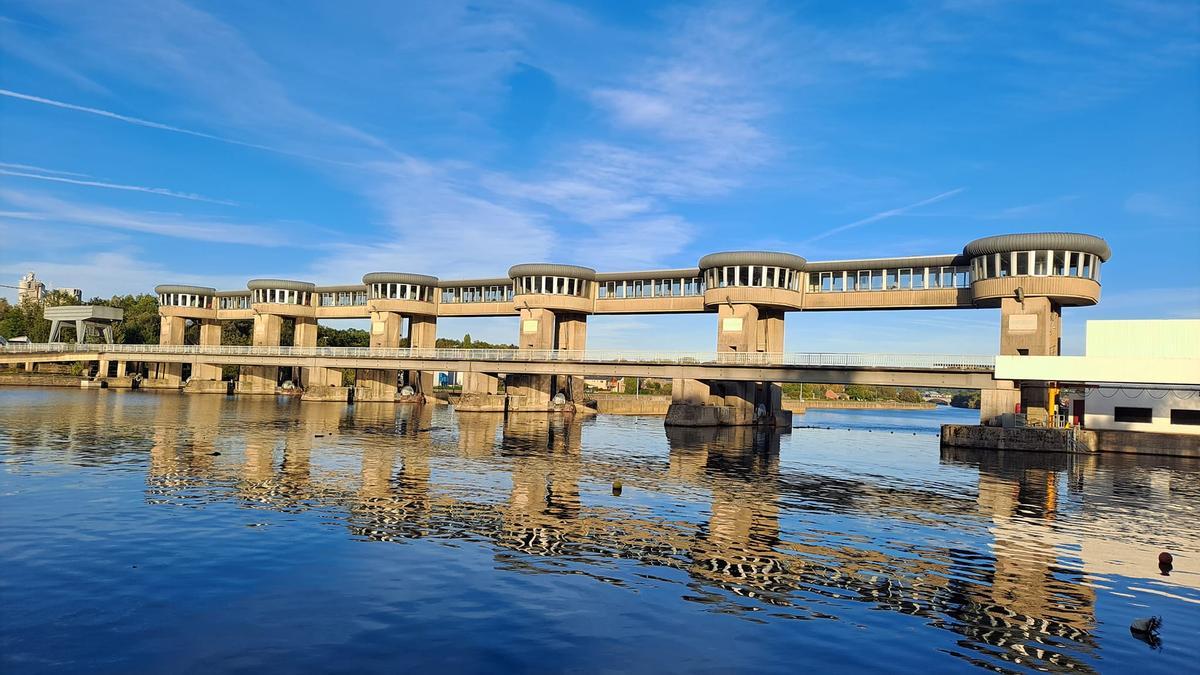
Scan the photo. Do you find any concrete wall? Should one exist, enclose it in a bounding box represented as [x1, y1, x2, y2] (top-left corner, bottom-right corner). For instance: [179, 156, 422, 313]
[942, 424, 1199, 458]
[1082, 387, 1200, 436]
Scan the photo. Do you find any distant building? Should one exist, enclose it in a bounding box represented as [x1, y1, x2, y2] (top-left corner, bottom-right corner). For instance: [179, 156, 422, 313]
[57, 288, 84, 302]
[17, 272, 45, 304]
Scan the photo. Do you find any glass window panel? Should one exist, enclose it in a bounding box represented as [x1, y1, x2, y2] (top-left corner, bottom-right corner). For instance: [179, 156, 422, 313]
[858, 271, 870, 290]
[1082, 254, 1093, 278]
[870, 270, 883, 290]
[956, 268, 969, 288]
[1035, 250, 1050, 275]
[899, 268, 912, 289]
[997, 253, 1009, 277]
[886, 269, 898, 290]
[1016, 251, 1030, 275]
[833, 271, 846, 291]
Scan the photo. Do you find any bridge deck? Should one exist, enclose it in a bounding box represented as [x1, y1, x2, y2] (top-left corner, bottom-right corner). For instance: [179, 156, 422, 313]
[1, 345, 1001, 388]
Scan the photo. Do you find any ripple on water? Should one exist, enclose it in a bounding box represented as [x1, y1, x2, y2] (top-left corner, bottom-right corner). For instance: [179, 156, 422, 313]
[0, 388, 1197, 673]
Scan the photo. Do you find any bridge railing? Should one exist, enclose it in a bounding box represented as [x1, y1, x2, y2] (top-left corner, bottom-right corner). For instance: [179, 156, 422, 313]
[0, 343, 996, 370]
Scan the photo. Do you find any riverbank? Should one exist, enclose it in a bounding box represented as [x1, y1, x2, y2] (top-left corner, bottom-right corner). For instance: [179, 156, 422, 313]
[586, 394, 937, 416]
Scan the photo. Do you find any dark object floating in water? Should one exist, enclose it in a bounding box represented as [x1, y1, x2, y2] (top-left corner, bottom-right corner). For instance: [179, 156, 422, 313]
[209, 451, 220, 456]
[1159, 551, 1174, 565]
[314, 434, 325, 438]
[612, 480, 623, 496]
[1130, 616, 1163, 649]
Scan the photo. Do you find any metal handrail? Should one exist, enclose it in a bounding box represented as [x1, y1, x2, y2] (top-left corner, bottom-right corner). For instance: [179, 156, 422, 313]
[0, 342, 995, 370]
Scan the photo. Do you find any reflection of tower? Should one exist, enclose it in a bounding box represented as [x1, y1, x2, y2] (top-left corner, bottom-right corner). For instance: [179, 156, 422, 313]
[667, 426, 787, 602]
[17, 271, 45, 304]
[940, 447, 1098, 669]
[456, 412, 502, 459]
[499, 415, 583, 554]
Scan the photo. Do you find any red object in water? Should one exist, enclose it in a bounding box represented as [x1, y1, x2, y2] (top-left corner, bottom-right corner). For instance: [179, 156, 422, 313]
[1160, 552, 1174, 565]
[1015, 403, 1022, 414]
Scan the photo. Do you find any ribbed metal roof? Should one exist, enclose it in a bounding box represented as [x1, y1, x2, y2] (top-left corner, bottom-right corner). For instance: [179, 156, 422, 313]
[595, 268, 702, 281]
[963, 233, 1111, 261]
[361, 272, 439, 286]
[804, 255, 966, 272]
[508, 263, 597, 280]
[215, 289, 251, 298]
[438, 277, 513, 288]
[698, 251, 806, 270]
[154, 284, 216, 295]
[313, 284, 368, 293]
[247, 279, 316, 292]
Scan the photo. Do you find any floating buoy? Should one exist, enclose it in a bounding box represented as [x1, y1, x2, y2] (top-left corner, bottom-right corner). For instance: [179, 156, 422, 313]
[1159, 551, 1174, 565]
[612, 480, 623, 496]
[209, 451, 221, 456]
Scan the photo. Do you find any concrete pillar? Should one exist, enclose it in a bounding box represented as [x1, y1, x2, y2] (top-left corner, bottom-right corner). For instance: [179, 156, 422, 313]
[667, 305, 789, 427]
[192, 320, 223, 381]
[405, 315, 437, 395]
[355, 310, 401, 401]
[97, 359, 110, 379]
[157, 314, 186, 386]
[980, 385, 1021, 426]
[999, 297, 1061, 357]
[48, 320, 62, 343]
[556, 313, 587, 402]
[1000, 297, 1062, 424]
[24, 361, 36, 373]
[115, 361, 127, 378]
[239, 313, 282, 394]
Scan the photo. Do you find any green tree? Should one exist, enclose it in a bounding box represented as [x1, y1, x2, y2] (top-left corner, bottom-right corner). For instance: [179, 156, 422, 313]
[897, 388, 923, 403]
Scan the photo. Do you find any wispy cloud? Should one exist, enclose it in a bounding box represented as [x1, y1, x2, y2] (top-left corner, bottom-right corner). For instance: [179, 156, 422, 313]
[0, 189, 292, 246]
[0, 168, 237, 205]
[804, 188, 966, 244]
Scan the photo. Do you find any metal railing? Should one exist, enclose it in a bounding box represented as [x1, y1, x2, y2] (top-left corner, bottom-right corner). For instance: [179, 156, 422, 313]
[0, 342, 995, 371]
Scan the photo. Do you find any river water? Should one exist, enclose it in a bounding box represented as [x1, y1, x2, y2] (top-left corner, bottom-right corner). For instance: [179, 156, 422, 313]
[1, 388, 1197, 673]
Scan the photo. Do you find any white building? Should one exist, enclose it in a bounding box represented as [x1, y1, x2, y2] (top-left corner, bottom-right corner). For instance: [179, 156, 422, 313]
[17, 272, 45, 304]
[996, 320, 1200, 436]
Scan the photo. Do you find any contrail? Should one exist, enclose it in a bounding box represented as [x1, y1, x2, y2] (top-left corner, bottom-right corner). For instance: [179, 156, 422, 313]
[0, 168, 238, 206]
[805, 188, 966, 244]
[0, 88, 350, 165]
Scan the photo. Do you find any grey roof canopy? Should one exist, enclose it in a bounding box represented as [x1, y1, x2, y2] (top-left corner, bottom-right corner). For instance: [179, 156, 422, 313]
[361, 272, 439, 286]
[963, 233, 1112, 262]
[595, 268, 702, 282]
[804, 255, 967, 272]
[313, 284, 369, 293]
[698, 251, 807, 270]
[154, 284, 216, 295]
[508, 263, 597, 280]
[439, 277, 513, 288]
[247, 279, 316, 292]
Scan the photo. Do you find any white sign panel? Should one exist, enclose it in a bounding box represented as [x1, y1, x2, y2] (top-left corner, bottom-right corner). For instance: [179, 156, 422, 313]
[522, 320, 540, 334]
[722, 317, 744, 332]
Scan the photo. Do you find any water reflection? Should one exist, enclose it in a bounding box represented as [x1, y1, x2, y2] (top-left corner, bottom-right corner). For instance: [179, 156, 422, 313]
[2, 391, 1198, 673]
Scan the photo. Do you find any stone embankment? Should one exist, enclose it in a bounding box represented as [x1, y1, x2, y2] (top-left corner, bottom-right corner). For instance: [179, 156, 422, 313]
[941, 424, 1198, 458]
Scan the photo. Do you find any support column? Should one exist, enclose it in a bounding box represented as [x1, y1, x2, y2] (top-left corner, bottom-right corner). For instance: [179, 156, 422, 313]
[157, 314, 185, 387]
[556, 312, 587, 402]
[355, 311, 401, 402]
[667, 304, 790, 427]
[508, 307, 557, 411]
[456, 371, 505, 412]
[24, 361, 36, 373]
[1000, 297, 1062, 425]
[404, 315, 437, 397]
[115, 361, 127, 378]
[192, 320, 223, 382]
[238, 313, 282, 395]
[980, 384, 1021, 426]
[297, 316, 350, 402]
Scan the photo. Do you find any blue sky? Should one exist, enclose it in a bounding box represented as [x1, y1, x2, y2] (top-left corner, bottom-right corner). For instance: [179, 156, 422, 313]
[1, 0, 1197, 353]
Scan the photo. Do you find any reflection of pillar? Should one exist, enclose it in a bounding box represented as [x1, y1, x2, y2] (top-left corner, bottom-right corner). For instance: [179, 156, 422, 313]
[158, 314, 185, 386]
[356, 311, 401, 401]
[193, 320, 223, 381]
[456, 412, 502, 458]
[239, 313, 282, 394]
[504, 416, 583, 538]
